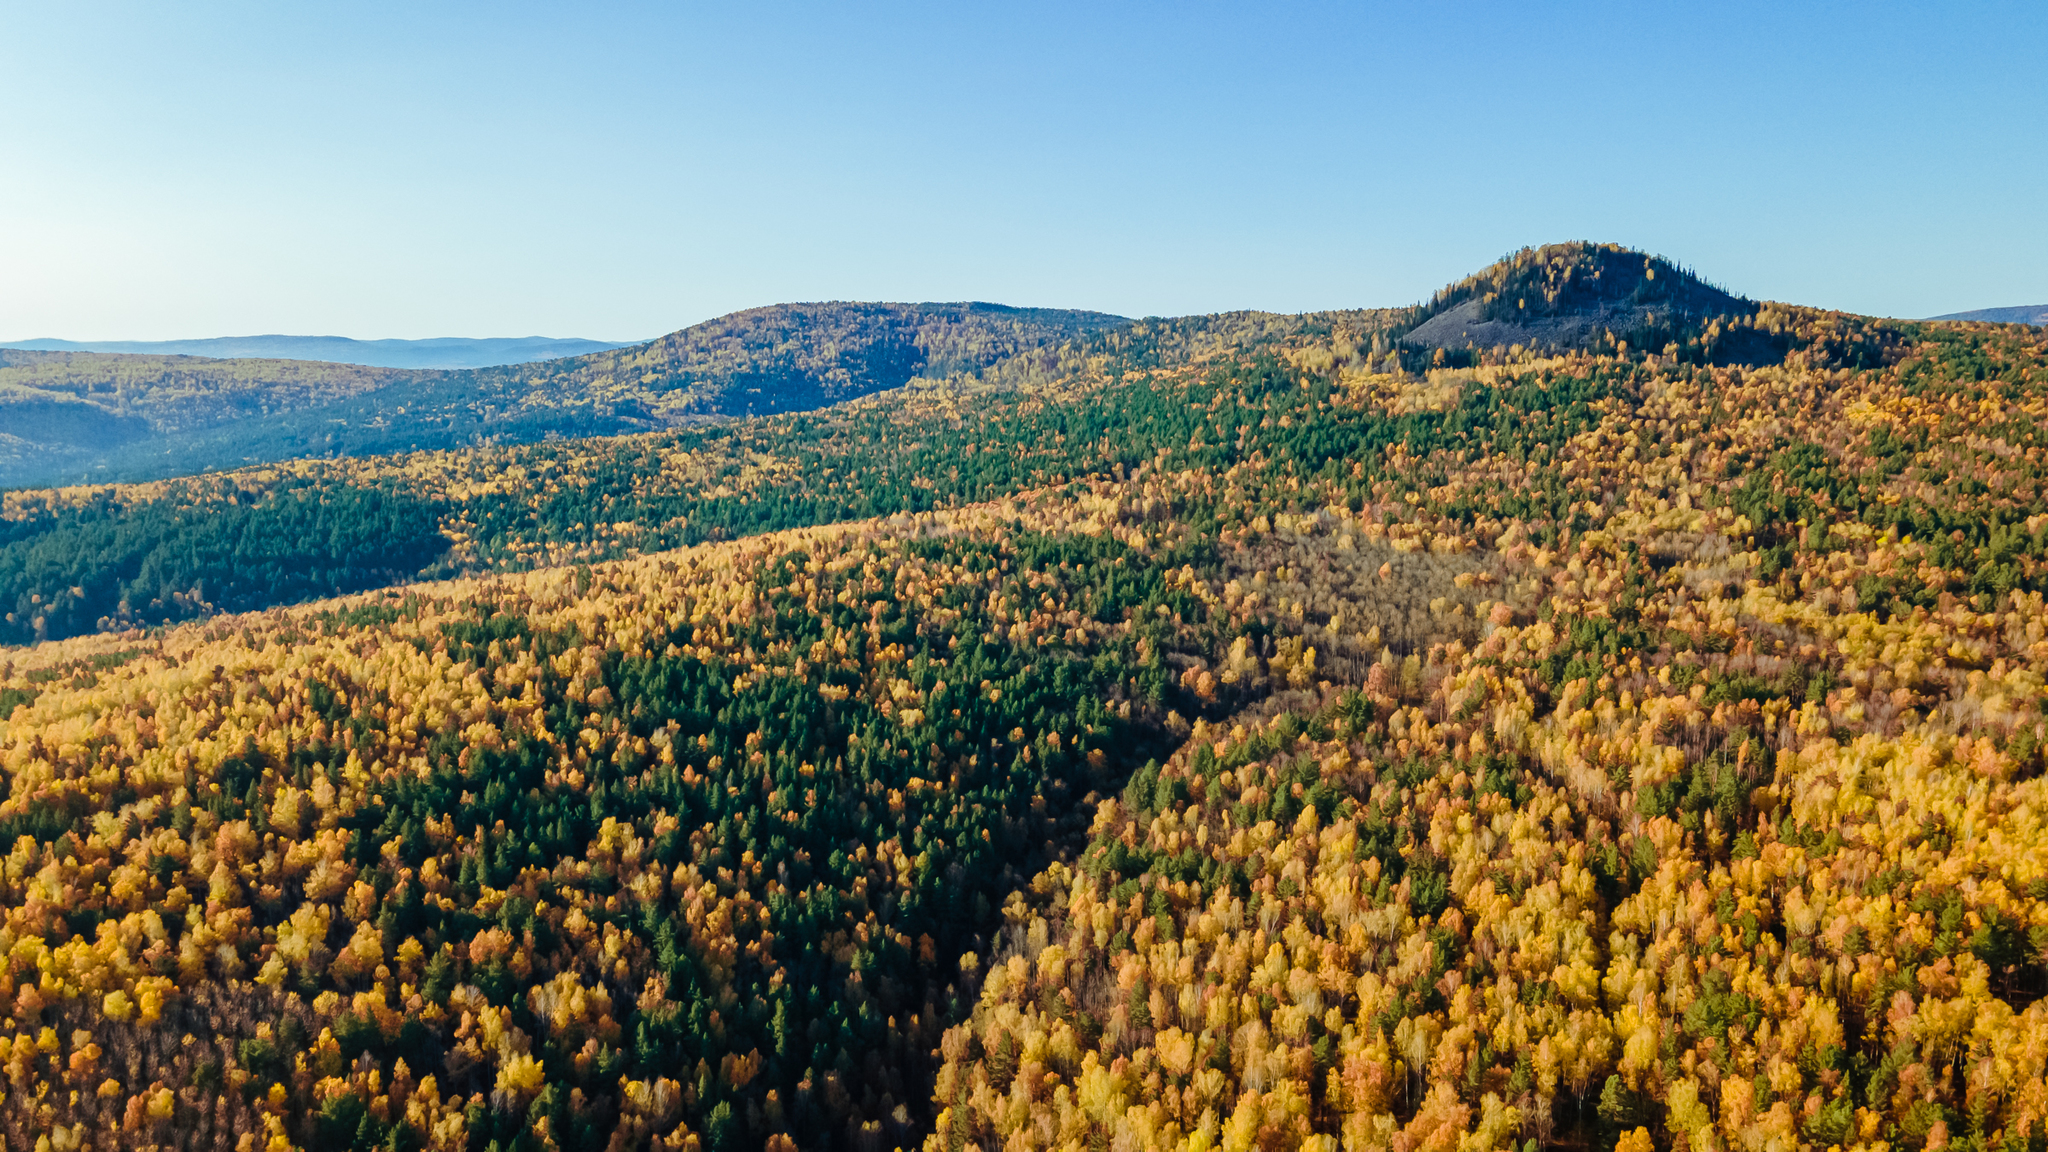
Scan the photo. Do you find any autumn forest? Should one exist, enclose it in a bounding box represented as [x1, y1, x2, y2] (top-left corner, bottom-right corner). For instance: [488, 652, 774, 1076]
[3, 243, 2047, 1152]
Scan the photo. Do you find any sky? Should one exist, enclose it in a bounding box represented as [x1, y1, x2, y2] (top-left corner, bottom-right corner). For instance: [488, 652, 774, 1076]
[1, 1, 2042, 341]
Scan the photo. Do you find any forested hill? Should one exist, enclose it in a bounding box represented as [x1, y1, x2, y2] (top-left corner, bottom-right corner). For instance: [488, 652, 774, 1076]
[0, 247, 1764, 492]
[479, 301, 1133, 419]
[1, 302, 1129, 489]
[0, 350, 421, 488]
[0, 245, 1939, 647]
[1401, 242, 1772, 362]
[0, 300, 1423, 645]
[4, 253, 2048, 1152]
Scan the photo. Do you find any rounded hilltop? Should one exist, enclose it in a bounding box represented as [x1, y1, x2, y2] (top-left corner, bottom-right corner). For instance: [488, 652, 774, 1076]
[1402, 241, 1759, 357]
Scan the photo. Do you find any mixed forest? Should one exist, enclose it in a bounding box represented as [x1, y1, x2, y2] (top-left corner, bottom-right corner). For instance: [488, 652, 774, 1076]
[0, 302, 1127, 491]
[0, 350, 420, 489]
[3, 243, 2048, 1152]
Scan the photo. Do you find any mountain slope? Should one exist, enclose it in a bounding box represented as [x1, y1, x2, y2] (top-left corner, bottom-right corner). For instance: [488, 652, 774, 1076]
[1, 302, 1130, 488]
[0, 244, 1915, 645]
[1931, 304, 2048, 325]
[3, 259, 2048, 1152]
[1399, 242, 1768, 362]
[497, 301, 1132, 420]
[0, 350, 418, 435]
[0, 350, 421, 487]
[3, 244, 1779, 490]
[0, 304, 1423, 645]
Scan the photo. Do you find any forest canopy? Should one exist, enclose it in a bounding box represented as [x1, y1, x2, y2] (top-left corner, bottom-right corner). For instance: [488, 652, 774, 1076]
[3, 246, 2048, 1152]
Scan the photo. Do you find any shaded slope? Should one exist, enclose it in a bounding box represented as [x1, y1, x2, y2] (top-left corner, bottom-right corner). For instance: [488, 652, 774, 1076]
[0, 350, 418, 435]
[494, 301, 1132, 419]
[7, 302, 1130, 487]
[0, 350, 420, 487]
[1400, 241, 1767, 361]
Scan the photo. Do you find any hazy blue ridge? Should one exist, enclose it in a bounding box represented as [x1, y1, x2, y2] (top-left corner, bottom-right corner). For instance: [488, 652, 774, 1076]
[1, 301, 1136, 488]
[1929, 306, 2048, 325]
[0, 334, 639, 369]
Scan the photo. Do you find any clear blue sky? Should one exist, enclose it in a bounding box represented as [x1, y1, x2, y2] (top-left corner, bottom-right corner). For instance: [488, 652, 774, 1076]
[2, 1, 2041, 341]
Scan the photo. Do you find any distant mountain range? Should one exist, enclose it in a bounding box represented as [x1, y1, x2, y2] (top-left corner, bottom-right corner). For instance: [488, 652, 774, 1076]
[0, 303, 1130, 488]
[0, 334, 635, 369]
[0, 249, 1801, 490]
[1930, 305, 2048, 325]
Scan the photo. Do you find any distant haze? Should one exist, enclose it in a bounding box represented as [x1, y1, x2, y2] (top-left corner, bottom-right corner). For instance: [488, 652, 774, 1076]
[0, 335, 638, 370]
[1930, 306, 2048, 326]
